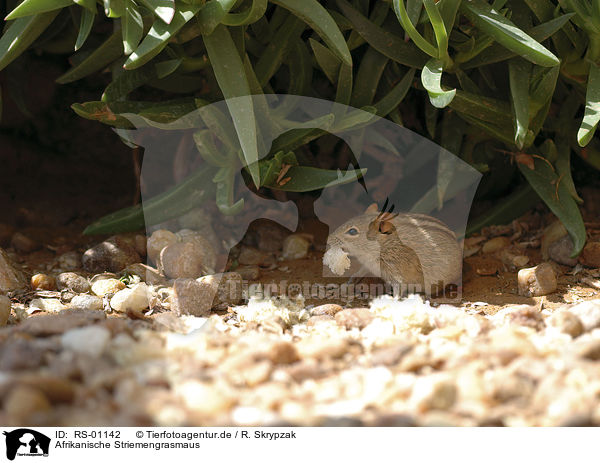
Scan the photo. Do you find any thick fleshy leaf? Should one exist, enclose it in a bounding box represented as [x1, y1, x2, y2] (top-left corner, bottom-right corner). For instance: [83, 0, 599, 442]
[337, 0, 427, 68]
[102, 65, 157, 102]
[392, 0, 438, 57]
[578, 62, 600, 147]
[351, 47, 389, 108]
[260, 166, 366, 192]
[272, 0, 352, 65]
[0, 11, 59, 71]
[57, 30, 123, 83]
[373, 67, 415, 116]
[309, 38, 341, 84]
[204, 24, 260, 187]
[74, 7, 95, 51]
[122, 0, 143, 55]
[460, 0, 559, 67]
[138, 0, 174, 24]
[518, 156, 586, 256]
[123, 3, 201, 70]
[421, 57, 456, 108]
[222, 0, 267, 26]
[508, 58, 532, 149]
[5, 0, 72, 19]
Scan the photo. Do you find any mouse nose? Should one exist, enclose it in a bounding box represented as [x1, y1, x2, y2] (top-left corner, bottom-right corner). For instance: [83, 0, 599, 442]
[326, 235, 343, 250]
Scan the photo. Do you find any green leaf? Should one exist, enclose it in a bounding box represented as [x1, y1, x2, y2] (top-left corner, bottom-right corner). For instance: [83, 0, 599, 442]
[103, 0, 125, 17]
[462, 13, 574, 69]
[578, 62, 600, 147]
[123, 3, 201, 70]
[309, 37, 341, 84]
[460, 0, 560, 67]
[259, 166, 367, 192]
[552, 139, 583, 203]
[138, 0, 174, 24]
[5, 0, 72, 19]
[74, 7, 95, 51]
[392, 0, 438, 57]
[57, 29, 124, 83]
[123, 0, 143, 55]
[154, 57, 182, 78]
[518, 155, 586, 256]
[423, 0, 449, 58]
[335, 62, 353, 105]
[204, 24, 260, 188]
[255, 15, 304, 86]
[102, 65, 156, 101]
[214, 166, 244, 215]
[0, 11, 59, 71]
[351, 46, 389, 108]
[272, 0, 352, 66]
[508, 57, 532, 149]
[222, 0, 267, 26]
[74, 0, 96, 13]
[337, 0, 427, 68]
[373, 67, 415, 116]
[421, 57, 456, 108]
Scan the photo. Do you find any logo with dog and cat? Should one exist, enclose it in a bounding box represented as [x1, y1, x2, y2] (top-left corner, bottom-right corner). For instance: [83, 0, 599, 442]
[3, 429, 51, 460]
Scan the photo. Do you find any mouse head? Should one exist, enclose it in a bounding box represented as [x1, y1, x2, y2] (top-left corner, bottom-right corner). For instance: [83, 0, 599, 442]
[365, 199, 398, 241]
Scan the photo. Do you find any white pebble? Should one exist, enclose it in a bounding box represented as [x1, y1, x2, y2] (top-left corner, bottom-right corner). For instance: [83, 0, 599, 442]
[110, 283, 150, 313]
[61, 326, 111, 358]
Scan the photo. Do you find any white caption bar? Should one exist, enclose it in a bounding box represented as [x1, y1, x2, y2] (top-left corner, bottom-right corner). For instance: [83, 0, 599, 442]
[0, 427, 592, 463]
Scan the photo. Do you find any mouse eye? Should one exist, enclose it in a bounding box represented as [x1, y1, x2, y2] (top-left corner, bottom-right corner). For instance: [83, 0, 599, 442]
[346, 227, 359, 236]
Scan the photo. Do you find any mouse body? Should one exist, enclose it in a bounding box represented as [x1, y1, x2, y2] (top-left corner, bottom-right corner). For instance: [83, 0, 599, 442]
[325, 204, 462, 296]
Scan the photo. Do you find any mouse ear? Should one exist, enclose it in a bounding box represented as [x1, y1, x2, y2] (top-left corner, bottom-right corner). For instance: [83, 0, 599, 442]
[379, 219, 395, 234]
[365, 203, 379, 214]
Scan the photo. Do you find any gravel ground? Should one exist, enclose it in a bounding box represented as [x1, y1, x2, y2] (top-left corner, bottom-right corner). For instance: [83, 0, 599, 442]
[1, 214, 600, 427]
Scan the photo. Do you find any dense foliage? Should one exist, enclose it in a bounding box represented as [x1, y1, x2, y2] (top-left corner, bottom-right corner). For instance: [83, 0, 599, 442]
[0, 0, 598, 253]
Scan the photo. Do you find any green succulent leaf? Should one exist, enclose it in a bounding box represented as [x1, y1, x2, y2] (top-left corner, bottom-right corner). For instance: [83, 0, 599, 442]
[5, 0, 72, 20]
[122, 0, 143, 55]
[508, 57, 532, 149]
[518, 155, 586, 256]
[204, 24, 260, 188]
[75, 8, 95, 51]
[421, 58, 456, 108]
[0, 11, 60, 71]
[460, 0, 560, 67]
[123, 3, 201, 70]
[578, 62, 600, 147]
[271, 0, 352, 66]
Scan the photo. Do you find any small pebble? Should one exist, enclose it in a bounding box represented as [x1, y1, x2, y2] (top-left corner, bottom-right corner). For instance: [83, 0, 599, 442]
[110, 283, 150, 313]
[31, 273, 56, 290]
[147, 229, 177, 265]
[0, 294, 10, 325]
[582, 241, 600, 268]
[236, 265, 260, 280]
[61, 325, 111, 357]
[82, 236, 141, 273]
[548, 235, 577, 266]
[482, 236, 510, 254]
[547, 310, 583, 337]
[30, 298, 67, 313]
[311, 304, 343, 316]
[57, 272, 90, 293]
[238, 246, 267, 266]
[70, 294, 103, 311]
[11, 232, 41, 253]
[57, 251, 81, 270]
[335, 308, 374, 330]
[159, 242, 212, 279]
[91, 278, 125, 297]
[282, 234, 311, 260]
[517, 263, 557, 297]
[0, 248, 27, 293]
[568, 300, 600, 332]
[4, 386, 51, 423]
